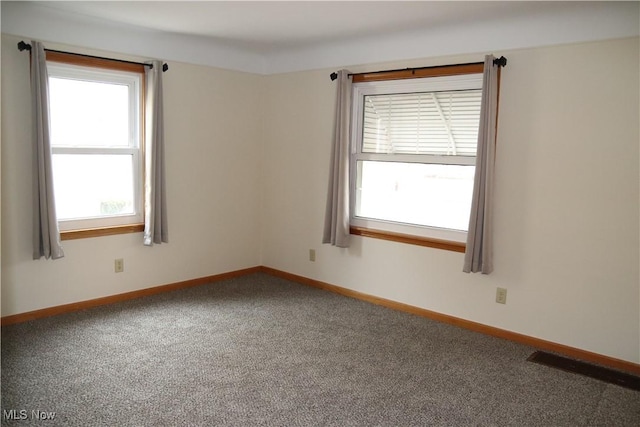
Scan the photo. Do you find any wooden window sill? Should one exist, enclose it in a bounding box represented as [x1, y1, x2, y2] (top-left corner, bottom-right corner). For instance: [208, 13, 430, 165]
[350, 226, 465, 253]
[61, 224, 144, 241]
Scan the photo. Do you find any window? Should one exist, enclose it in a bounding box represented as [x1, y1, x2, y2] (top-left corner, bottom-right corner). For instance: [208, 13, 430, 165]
[47, 55, 144, 235]
[350, 70, 483, 245]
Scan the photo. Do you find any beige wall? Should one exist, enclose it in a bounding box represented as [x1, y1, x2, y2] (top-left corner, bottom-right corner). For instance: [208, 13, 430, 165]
[1, 34, 263, 316]
[261, 38, 640, 364]
[2, 33, 639, 364]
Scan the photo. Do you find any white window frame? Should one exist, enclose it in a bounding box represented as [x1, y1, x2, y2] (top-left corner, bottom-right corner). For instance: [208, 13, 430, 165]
[350, 73, 483, 243]
[47, 62, 143, 232]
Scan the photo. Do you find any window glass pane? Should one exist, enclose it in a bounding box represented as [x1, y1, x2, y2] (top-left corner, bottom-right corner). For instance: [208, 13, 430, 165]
[49, 77, 130, 147]
[362, 89, 481, 156]
[355, 161, 475, 231]
[52, 154, 135, 220]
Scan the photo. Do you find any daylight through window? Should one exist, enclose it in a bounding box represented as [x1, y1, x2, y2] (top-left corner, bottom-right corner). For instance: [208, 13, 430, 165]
[351, 71, 483, 243]
[47, 60, 143, 232]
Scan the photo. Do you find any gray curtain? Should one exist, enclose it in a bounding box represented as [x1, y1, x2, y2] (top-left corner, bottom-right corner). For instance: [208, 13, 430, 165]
[143, 61, 168, 246]
[322, 70, 352, 248]
[31, 41, 64, 260]
[464, 55, 499, 274]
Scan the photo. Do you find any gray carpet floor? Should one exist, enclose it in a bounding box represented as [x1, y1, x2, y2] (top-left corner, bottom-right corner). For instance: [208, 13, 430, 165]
[2, 273, 639, 426]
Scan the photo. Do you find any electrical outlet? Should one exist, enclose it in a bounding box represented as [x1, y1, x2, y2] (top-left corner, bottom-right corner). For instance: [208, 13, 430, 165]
[309, 249, 316, 262]
[496, 287, 507, 304]
[114, 258, 124, 273]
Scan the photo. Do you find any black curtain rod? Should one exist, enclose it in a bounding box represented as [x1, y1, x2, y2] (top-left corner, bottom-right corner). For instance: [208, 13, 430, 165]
[329, 56, 507, 81]
[17, 41, 169, 72]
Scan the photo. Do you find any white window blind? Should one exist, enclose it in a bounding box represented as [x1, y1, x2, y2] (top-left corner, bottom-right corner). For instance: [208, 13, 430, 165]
[362, 89, 482, 156]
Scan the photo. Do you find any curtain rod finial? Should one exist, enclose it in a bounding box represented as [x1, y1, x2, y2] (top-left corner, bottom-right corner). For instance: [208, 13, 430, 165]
[330, 72, 338, 81]
[17, 41, 32, 52]
[493, 56, 507, 67]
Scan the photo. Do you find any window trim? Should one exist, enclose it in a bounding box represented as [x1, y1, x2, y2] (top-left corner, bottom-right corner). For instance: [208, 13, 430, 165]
[349, 64, 487, 250]
[350, 226, 465, 253]
[61, 224, 144, 241]
[351, 62, 484, 83]
[46, 52, 146, 239]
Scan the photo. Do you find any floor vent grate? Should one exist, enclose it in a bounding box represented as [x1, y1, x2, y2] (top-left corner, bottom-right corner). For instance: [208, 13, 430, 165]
[527, 351, 640, 391]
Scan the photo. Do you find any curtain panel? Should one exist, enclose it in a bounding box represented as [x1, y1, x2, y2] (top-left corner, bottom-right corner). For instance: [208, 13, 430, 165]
[463, 55, 500, 274]
[143, 60, 169, 246]
[322, 70, 352, 248]
[31, 41, 64, 260]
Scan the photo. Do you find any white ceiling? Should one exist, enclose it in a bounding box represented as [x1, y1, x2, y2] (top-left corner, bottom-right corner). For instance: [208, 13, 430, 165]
[3, 1, 639, 74]
[28, 1, 591, 53]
